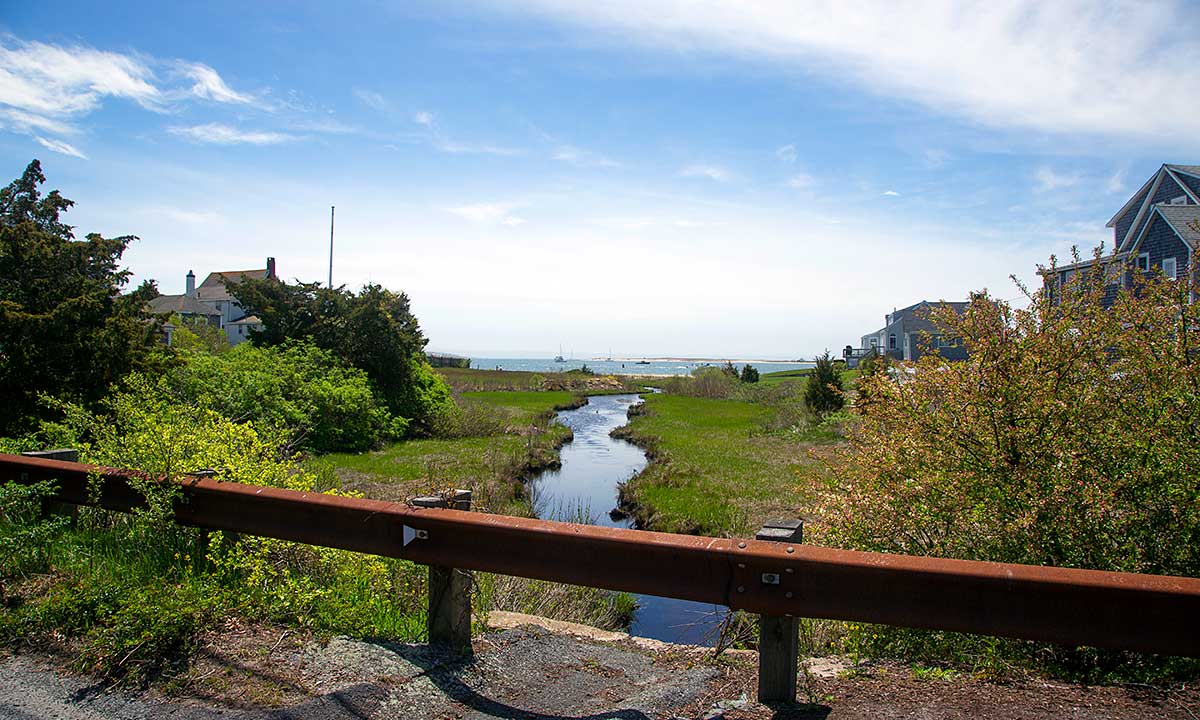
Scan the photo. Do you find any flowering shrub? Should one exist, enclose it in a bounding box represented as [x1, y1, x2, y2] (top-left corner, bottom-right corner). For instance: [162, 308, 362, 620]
[817, 253, 1200, 676]
[822, 254, 1200, 577]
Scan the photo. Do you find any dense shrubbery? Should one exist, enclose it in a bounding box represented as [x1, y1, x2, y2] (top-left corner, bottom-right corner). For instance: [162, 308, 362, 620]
[1, 374, 427, 685]
[229, 276, 452, 433]
[819, 253, 1200, 678]
[168, 339, 402, 452]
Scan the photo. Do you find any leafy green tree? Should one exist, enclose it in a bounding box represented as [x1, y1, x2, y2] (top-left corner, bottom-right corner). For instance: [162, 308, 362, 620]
[803, 350, 844, 416]
[721, 360, 738, 378]
[739, 364, 760, 383]
[229, 276, 450, 432]
[0, 160, 162, 435]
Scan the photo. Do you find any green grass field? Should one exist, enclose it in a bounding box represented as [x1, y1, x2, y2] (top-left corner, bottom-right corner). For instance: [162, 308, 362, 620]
[614, 394, 832, 537]
[758, 367, 860, 386]
[314, 390, 576, 515]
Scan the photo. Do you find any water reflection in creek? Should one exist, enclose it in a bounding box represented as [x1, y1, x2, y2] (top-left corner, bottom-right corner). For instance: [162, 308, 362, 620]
[528, 393, 728, 646]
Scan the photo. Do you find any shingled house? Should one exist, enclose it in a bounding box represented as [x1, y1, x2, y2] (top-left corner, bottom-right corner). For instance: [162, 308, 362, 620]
[844, 300, 970, 367]
[150, 257, 276, 346]
[1042, 164, 1199, 305]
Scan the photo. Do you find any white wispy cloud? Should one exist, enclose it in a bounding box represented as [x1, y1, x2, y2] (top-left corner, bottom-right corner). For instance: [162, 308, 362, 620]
[679, 164, 731, 182]
[0, 107, 76, 136]
[1106, 170, 1126, 194]
[501, 1, 1200, 144]
[1034, 167, 1081, 192]
[775, 144, 796, 163]
[435, 139, 522, 156]
[882, 189, 901, 197]
[181, 62, 255, 105]
[354, 88, 388, 112]
[0, 38, 162, 118]
[413, 110, 434, 126]
[0, 37, 266, 157]
[447, 202, 526, 226]
[34, 136, 87, 159]
[169, 122, 297, 145]
[553, 145, 619, 168]
[786, 173, 815, 190]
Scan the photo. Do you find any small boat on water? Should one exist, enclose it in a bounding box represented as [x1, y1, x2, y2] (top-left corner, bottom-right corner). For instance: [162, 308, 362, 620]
[554, 344, 566, 363]
[636, 358, 651, 365]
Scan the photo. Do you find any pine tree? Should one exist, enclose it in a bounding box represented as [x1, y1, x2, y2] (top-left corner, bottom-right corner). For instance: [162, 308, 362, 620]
[804, 350, 844, 416]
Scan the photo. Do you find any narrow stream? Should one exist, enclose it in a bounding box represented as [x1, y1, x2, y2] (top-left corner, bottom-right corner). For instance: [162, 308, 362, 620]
[528, 393, 728, 645]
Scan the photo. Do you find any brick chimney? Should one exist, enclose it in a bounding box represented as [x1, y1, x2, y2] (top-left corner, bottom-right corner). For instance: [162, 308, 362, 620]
[186, 270, 196, 297]
[266, 257, 276, 279]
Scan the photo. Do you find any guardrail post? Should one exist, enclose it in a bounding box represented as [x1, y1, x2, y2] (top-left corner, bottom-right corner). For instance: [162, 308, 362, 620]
[21, 449, 80, 520]
[755, 519, 803, 704]
[412, 490, 473, 653]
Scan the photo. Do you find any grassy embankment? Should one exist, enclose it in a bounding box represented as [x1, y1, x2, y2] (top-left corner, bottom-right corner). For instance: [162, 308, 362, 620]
[315, 389, 580, 516]
[615, 369, 852, 537]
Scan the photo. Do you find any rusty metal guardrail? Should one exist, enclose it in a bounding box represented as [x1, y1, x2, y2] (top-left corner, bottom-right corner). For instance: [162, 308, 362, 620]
[3, 452, 1199, 661]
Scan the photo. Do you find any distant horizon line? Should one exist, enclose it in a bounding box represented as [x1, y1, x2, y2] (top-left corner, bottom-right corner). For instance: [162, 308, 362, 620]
[426, 352, 815, 363]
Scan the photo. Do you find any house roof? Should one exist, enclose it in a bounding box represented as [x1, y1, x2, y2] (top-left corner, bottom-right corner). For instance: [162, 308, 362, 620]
[893, 300, 970, 316]
[1153, 204, 1200, 246]
[147, 294, 220, 317]
[1166, 164, 1200, 178]
[196, 268, 268, 301]
[227, 315, 262, 325]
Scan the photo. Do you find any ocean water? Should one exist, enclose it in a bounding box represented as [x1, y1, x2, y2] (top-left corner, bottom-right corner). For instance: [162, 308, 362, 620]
[469, 357, 813, 376]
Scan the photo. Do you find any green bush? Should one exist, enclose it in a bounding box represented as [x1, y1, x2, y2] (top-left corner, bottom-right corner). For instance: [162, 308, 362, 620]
[0, 480, 69, 576]
[168, 339, 399, 452]
[3, 375, 429, 685]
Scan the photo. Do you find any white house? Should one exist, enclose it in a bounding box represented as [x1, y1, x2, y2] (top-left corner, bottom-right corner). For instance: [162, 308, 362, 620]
[151, 257, 276, 346]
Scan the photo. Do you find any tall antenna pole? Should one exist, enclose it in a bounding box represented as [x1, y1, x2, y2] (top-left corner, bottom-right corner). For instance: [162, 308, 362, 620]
[328, 205, 335, 288]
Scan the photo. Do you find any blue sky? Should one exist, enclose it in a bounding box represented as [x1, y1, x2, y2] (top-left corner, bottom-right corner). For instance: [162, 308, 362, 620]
[2, 1, 1198, 358]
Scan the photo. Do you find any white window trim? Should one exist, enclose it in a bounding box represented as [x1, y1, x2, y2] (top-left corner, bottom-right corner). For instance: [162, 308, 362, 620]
[1163, 256, 1177, 280]
[1170, 195, 1187, 205]
[1137, 252, 1150, 272]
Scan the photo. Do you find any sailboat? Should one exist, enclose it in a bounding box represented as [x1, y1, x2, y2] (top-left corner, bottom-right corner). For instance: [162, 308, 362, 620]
[554, 344, 566, 363]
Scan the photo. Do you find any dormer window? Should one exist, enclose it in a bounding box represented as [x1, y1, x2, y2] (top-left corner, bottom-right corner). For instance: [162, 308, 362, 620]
[1137, 253, 1150, 272]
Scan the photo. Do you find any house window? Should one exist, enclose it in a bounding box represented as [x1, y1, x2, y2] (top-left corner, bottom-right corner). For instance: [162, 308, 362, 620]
[1137, 253, 1150, 272]
[1170, 195, 1187, 205]
[888, 333, 896, 350]
[1163, 257, 1177, 280]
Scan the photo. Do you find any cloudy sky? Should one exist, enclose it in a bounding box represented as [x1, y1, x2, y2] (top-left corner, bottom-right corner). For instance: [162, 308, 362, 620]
[2, 1, 1197, 358]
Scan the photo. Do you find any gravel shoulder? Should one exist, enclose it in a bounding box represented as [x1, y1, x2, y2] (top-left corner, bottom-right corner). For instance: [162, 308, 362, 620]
[1, 619, 1195, 719]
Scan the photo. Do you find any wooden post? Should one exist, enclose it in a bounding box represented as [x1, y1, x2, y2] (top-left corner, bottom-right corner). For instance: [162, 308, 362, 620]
[756, 519, 803, 704]
[21, 449, 80, 521]
[412, 491, 473, 653]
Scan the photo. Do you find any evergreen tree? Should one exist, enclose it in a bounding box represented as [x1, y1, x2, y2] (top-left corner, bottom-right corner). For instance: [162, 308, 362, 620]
[0, 160, 162, 435]
[804, 350, 844, 416]
[739, 364, 759, 383]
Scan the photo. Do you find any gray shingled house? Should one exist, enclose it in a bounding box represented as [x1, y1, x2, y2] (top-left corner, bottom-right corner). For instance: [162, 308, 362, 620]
[1041, 164, 1199, 305]
[844, 300, 970, 367]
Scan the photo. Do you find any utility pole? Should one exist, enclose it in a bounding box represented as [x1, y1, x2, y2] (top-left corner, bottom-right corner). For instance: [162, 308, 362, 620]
[328, 205, 335, 288]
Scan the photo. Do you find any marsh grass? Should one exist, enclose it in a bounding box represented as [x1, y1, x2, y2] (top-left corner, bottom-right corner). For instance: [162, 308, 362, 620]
[615, 394, 831, 537]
